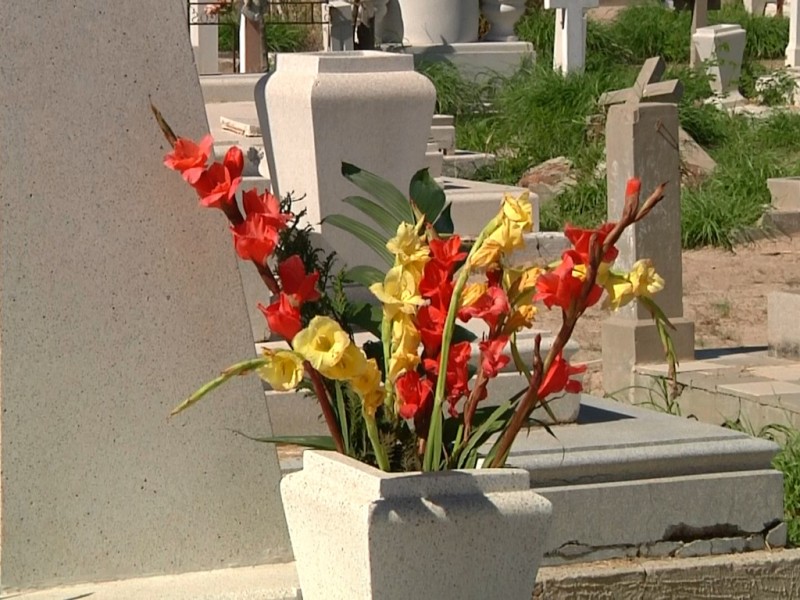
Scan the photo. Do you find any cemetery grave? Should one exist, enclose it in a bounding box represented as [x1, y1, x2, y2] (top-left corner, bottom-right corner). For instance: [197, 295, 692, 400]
[5, 0, 800, 598]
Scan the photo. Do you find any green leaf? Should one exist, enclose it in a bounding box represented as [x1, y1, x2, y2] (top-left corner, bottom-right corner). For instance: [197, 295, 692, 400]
[434, 203, 455, 235]
[343, 195, 401, 235]
[233, 432, 337, 451]
[344, 265, 385, 287]
[170, 357, 268, 417]
[409, 168, 446, 224]
[324, 214, 393, 265]
[347, 303, 382, 338]
[341, 162, 413, 224]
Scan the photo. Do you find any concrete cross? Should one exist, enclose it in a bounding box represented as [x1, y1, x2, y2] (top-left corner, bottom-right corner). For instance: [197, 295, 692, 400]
[598, 56, 684, 106]
[546, 0, 599, 74]
[690, 0, 709, 67]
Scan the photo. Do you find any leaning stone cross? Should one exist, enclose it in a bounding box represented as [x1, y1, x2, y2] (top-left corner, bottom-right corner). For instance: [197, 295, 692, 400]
[598, 56, 684, 106]
[545, 0, 599, 74]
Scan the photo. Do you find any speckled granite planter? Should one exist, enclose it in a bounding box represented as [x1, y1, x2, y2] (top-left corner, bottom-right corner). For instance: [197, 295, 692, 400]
[281, 450, 552, 600]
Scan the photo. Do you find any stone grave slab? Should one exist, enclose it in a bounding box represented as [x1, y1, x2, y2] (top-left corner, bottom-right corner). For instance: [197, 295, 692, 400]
[0, 0, 290, 591]
[506, 396, 784, 564]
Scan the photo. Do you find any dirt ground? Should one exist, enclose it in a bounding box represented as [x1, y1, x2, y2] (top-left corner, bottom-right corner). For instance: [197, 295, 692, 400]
[534, 234, 800, 395]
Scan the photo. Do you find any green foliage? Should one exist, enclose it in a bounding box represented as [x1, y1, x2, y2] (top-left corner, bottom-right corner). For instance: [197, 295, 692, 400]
[417, 61, 488, 116]
[773, 432, 800, 546]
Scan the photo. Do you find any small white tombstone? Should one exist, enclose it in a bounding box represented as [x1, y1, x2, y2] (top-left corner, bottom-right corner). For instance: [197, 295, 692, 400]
[546, 0, 599, 74]
[188, 2, 220, 74]
[788, 0, 800, 66]
[324, 1, 355, 51]
[693, 24, 747, 107]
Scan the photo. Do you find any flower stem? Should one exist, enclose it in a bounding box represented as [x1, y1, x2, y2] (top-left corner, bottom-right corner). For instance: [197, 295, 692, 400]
[364, 412, 390, 472]
[304, 362, 345, 455]
[423, 219, 499, 472]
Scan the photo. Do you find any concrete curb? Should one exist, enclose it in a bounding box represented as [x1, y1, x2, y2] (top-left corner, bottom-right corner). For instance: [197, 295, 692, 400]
[534, 548, 800, 599]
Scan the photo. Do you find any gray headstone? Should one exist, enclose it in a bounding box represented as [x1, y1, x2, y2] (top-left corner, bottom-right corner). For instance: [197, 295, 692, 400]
[0, 1, 290, 591]
[601, 102, 695, 395]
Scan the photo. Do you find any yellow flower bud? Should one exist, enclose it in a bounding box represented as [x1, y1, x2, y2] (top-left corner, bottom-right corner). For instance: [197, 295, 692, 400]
[257, 349, 305, 391]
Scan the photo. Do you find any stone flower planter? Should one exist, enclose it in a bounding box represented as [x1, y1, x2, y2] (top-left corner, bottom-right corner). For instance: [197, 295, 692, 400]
[281, 450, 553, 600]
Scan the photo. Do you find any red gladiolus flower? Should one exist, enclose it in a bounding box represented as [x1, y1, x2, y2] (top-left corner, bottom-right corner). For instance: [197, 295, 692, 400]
[241, 188, 291, 229]
[396, 371, 434, 420]
[259, 294, 302, 342]
[423, 341, 472, 415]
[534, 250, 602, 311]
[231, 214, 280, 265]
[164, 135, 212, 184]
[429, 235, 467, 274]
[480, 336, 510, 378]
[417, 304, 445, 357]
[537, 353, 586, 399]
[458, 286, 510, 330]
[564, 222, 618, 264]
[626, 177, 641, 198]
[192, 146, 244, 209]
[419, 261, 454, 312]
[278, 255, 320, 305]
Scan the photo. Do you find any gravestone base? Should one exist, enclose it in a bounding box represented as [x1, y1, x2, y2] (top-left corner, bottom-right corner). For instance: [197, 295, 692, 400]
[383, 41, 535, 80]
[602, 317, 695, 399]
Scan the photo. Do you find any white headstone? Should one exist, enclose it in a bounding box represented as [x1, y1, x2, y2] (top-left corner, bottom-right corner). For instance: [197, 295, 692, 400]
[188, 2, 220, 74]
[546, 0, 599, 74]
[693, 24, 747, 106]
[0, 0, 290, 591]
[788, 0, 800, 66]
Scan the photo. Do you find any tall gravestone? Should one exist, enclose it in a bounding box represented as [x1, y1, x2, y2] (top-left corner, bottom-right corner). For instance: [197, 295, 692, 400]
[0, 0, 290, 591]
[601, 102, 695, 397]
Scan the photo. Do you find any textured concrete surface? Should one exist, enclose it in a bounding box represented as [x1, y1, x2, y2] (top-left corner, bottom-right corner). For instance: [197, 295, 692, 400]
[14, 563, 300, 600]
[767, 177, 800, 211]
[534, 549, 800, 599]
[0, 1, 290, 591]
[281, 451, 552, 600]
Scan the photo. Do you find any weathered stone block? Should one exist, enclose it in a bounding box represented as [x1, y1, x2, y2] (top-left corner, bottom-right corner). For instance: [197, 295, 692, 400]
[768, 291, 800, 358]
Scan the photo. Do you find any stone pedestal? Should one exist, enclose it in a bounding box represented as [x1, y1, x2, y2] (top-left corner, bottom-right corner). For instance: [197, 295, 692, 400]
[768, 291, 800, 358]
[693, 24, 747, 109]
[324, 1, 355, 51]
[258, 51, 435, 270]
[602, 102, 695, 397]
[188, 3, 220, 75]
[385, 40, 535, 81]
[0, 0, 291, 591]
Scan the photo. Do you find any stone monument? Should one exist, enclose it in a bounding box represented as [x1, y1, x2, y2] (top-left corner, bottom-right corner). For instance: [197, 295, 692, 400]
[601, 99, 696, 397]
[546, 0, 599, 74]
[0, 0, 290, 591]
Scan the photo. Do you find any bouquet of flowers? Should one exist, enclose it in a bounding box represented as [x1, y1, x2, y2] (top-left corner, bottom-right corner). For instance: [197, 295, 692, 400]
[154, 105, 675, 472]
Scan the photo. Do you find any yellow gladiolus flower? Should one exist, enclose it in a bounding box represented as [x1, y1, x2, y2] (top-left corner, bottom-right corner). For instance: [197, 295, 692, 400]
[501, 191, 534, 231]
[389, 350, 420, 381]
[392, 315, 421, 354]
[292, 316, 351, 372]
[517, 266, 543, 292]
[460, 282, 488, 308]
[351, 358, 383, 397]
[629, 259, 664, 298]
[503, 304, 537, 334]
[602, 271, 635, 311]
[386, 222, 430, 268]
[470, 238, 504, 268]
[361, 389, 386, 418]
[257, 349, 304, 391]
[321, 343, 368, 381]
[369, 266, 425, 320]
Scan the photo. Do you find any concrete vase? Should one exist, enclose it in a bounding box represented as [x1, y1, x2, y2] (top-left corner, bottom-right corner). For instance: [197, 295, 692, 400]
[281, 450, 553, 600]
[481, 0, 526, 41]
[395, 0, 480, 44]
